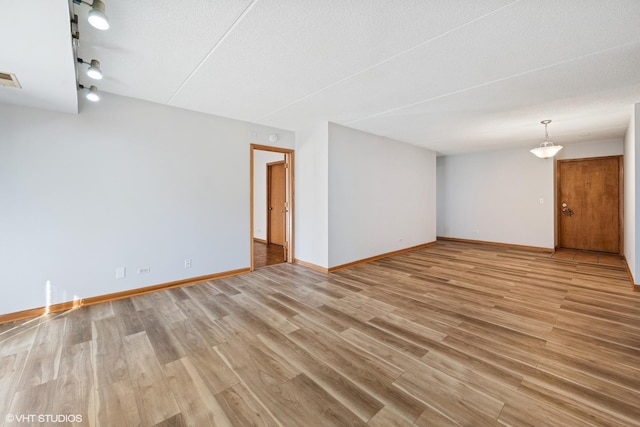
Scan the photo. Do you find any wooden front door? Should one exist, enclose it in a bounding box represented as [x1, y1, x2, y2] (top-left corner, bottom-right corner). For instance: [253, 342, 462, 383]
[267, 161, 286, 246]
[557, 156, 622, 253]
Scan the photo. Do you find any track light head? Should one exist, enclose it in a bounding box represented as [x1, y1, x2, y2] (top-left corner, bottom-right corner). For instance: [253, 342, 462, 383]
[86, 85, 100, 102]
[88, 0, 109, 30]
[79, 84, 100, 102]
[73, 0, 110, 30]
[87, 60, 103, 80]
[77, 58, 104, 80]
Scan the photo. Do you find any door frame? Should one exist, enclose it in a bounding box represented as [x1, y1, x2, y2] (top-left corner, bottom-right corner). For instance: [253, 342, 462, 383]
[554, 155, 624, 254]
[266, 160, 286, 245]
[250, 144, 294, 270]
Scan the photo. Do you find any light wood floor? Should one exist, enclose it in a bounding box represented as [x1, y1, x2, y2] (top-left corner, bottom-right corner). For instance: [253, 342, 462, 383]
[1, 241, 639, 426]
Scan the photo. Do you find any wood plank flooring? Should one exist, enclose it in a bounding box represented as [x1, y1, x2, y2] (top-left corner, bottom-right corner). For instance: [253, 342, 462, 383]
[551, 248, 626, 267]
[1, 241, 639, 426]
[253, 241, 286, 268]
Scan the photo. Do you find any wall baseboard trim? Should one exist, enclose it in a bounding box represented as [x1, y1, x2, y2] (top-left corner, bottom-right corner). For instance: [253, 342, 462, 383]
[622, 255, 639, 291]
[253, 238, 268, 244]
[293, 258, 329, 274]
[328, 242, 437, 272]
[437, 236, 553, 253]
[0, 267, 250, 325]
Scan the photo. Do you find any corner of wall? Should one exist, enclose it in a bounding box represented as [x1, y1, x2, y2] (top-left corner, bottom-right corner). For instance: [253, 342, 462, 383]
[294, 122, 330, 268]
[623, 104, 640, 283]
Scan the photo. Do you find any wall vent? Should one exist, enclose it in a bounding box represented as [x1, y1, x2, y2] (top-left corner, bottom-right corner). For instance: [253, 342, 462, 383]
[0, 72, 21, 88]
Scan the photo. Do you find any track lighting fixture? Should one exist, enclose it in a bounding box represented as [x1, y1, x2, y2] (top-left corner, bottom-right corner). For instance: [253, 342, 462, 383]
[72, 2, 108, 105]
[77, 58, 103, 80]
[79, 84, 100, 102]
[72, 0, 110, 30]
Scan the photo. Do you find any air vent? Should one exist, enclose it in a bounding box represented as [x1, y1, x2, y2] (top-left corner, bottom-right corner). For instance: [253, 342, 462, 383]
[0, 72, 21, 89]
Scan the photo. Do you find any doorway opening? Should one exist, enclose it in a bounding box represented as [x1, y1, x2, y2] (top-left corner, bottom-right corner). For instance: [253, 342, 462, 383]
[250, 144, 294, 270]
[556, 155, 623, 255]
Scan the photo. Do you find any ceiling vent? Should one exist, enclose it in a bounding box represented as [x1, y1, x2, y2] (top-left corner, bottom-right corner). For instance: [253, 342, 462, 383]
[0, 72, 21, 89]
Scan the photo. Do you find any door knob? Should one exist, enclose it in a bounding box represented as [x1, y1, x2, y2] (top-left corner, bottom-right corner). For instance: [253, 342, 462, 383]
[561, 202, 573, 217]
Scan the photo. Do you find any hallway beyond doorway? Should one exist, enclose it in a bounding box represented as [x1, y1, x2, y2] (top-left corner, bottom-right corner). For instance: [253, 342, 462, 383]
[253, 240, 286, 268]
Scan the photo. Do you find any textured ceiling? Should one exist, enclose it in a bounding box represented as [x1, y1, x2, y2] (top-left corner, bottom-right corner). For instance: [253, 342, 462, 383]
[3, 0, 640, 154]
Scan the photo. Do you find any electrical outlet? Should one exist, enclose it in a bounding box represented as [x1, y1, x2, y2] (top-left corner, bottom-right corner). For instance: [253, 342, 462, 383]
[137, 267, 151, 274]
[115, 267, 126, 279]
[185, 259, 192, 268]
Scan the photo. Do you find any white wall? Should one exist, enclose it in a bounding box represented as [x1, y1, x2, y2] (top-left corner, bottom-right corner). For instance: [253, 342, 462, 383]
[253, 150, 285, 241]
[0, 93, 294, 315]
[328, 123, 436, 267]
[557, 139, 623, 159]
[436, 139, 625, 250]
[294, 122, 329, 268]
[437, 148, 555, 248]
[624, 104, 638, 284]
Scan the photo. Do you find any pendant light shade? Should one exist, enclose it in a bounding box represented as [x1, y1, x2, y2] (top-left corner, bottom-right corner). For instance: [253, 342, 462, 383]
[530, 120, 563, 159]
[530, 143, 563, 159]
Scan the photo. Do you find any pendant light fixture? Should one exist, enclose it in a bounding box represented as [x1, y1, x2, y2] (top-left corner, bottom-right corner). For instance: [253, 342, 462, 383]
[530, 120, 563, 159]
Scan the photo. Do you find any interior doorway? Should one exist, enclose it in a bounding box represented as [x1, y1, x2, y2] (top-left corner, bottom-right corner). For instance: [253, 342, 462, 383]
[556, 156, 623, 254]
[251, 144, 294, 270]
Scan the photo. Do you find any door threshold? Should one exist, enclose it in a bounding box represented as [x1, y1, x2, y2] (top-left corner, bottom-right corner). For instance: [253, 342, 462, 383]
[551, 248, 625, 267]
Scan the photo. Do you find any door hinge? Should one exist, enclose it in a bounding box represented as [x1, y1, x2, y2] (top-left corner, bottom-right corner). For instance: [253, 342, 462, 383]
[285, 163, 289, 169]
[284, 202, 289, 209]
